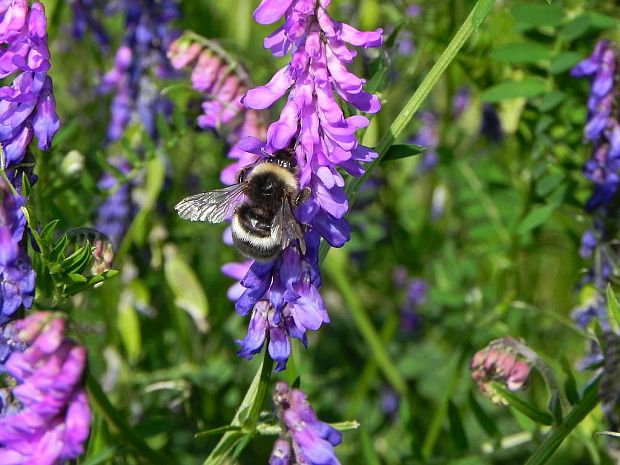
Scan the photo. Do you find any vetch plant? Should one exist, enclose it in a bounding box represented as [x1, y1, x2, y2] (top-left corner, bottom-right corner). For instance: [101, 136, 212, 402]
[228, 0, 383, 369]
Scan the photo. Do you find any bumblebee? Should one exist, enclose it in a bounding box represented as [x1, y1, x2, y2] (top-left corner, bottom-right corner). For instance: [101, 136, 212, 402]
[175, 146, 310, 261]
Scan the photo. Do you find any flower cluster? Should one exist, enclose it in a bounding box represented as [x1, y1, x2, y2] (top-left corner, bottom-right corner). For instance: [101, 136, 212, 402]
[470, 338, 533, 405]
[0, 180, 34, 324]
[570, 42, 620, 338]
[0, 0, 60, 183]
[95, 157, 133, 249]
[0, 312, 91, 464]
[226, 0, 382, 369]
[270, 381, 342, 465]
[68, 0, 110, 51]
[167, 33, 266, 185]
[571, 40, 620, 213]
[100, 0, 179, 141]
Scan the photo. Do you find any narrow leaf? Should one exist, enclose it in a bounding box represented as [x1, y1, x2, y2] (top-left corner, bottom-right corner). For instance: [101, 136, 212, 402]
[382, 144, 425, 162]
[516, 205, 555, 235]
[606, 284, 620, 333]
[448, 401, 469, 450]
[490, 43, 551, 63]
[472, 0, 496, 29]
[195, 425, 242, 439]
[482, 79, 548, 102]
[164, 246, 210, 333]
[494, 384, 553, 426]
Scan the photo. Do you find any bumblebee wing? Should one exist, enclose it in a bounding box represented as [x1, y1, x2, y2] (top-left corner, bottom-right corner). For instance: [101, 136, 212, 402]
[273, 196, 306, 254]
[175, 183, 246, 223]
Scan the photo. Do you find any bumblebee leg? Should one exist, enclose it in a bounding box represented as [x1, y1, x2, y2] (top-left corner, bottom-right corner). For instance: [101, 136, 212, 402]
[236, 165, 252, 183]
[295, 187, 312, 205]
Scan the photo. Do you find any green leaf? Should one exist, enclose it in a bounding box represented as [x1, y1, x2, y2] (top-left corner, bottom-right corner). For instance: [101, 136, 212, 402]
[493, 384, 553, 425]
[448, 401, 469, 450]
[482, 78, 548, 102]
[365, 56, 389, 94]
[535, 173, 565, 197]
[549, 52, 581, 74]
[472, 0, 496, 29]
[560, 356, 580, 406]
[382, 144, 425, 162]
[587, 11, 620, 29]
[40, 219, 60, 246]
[117, 289, 142, 363]
[548, 391, 563, 425]
[67, 273, 88, 283]
[536, 91, 566, 112]
[48, 234, 69, 265]
[511, 3, 564, 29]
[195, 425, 242, 440]
[490, 43, 552, 63]
[560, 15, 591, 41]
[20, 171, 32, 197]
[164, 246, 210, 333]
[516, 205, 555, 235]
[606, 284, 620, 333]
[60, 244, 92, 275]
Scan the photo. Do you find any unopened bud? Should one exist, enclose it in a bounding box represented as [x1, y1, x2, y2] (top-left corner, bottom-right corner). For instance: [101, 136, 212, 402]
[471, 337, 533, 404]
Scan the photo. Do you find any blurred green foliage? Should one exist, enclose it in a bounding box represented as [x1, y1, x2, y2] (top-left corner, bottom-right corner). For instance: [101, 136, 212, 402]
[26, 0, 620, 463]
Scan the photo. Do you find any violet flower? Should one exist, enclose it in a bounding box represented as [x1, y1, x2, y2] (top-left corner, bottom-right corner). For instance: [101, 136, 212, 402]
[0, 181, 34, 324]
[570, 41, 620, 326]
[167, 34, 267, 185]
[0, 312, 91, 464]
[225, 0, 382, 370]
[0, 0, 60, 184]
[95, 157, 133, 250]
[271, 381, 342, 465]
[68, 0, 110, 51]
[412, 111, 439, 172]
[100, 0, 179, 141]
[452, 86, 470, 118]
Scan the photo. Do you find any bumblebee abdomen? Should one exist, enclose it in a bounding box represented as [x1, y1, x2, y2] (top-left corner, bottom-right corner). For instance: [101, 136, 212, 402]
[231, 205, 280, 261]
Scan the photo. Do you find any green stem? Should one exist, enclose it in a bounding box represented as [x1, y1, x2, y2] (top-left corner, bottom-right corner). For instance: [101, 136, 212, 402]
[203, 347, 273, 465]
[246, 348, 274, 428]
[524, 378, 601, 465]
[86, 372, 175, 465]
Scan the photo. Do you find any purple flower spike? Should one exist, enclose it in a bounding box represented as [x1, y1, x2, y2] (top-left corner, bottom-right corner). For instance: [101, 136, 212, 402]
[99, 0, 179, 142]
[0, 1, 59, 178]
[0, 180, 34, 324]
[222, 0, 382, 369]
[0, 312, 91, 464]
[95, 156, 133, 249]
[271, 382, 343, 465]
[570, 41, 620, 391]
